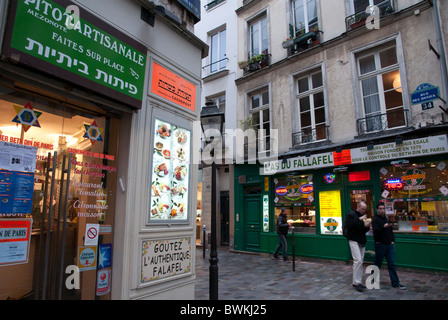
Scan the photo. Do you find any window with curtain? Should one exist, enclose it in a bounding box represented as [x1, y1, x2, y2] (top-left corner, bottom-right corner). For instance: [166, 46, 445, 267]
[296, 70, 326, 143]
[291, 0, 318, 37]
[356, 42, 405, 133]
[352, 0, 384, 13]
[249, 15, 268, 58]
[249, 88, 270, 152]
[210, 29, 226, 73]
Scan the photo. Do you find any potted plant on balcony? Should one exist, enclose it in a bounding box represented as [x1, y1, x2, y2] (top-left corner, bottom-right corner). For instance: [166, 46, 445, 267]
[249, 52, 268, 70]
[238, 60, 249, 69]
[282, 38, 294, 49]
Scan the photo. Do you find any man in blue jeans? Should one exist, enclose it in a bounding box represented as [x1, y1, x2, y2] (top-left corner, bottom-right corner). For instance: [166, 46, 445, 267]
[372, 203, 406, 289]
[273, 208, 290, 261]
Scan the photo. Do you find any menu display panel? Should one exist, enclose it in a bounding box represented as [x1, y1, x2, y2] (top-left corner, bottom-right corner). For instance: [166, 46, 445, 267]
[149, 119, 190, 223]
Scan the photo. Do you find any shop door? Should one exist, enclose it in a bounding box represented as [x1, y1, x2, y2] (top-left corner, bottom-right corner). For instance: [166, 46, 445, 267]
[243, 194, 261, 252]
[220, 191, 229, 246]
[347, 188, 374, 219]
[0, 94, 119, 300]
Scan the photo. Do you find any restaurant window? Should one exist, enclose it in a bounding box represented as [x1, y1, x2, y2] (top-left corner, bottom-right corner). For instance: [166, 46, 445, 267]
[0, 87, 118, 300]
[379, 160, 448, 233]
[274, 174, 315, 234]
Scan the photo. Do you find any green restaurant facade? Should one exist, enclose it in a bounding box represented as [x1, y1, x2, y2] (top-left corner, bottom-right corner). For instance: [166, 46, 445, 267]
[233, 131, 448, 272]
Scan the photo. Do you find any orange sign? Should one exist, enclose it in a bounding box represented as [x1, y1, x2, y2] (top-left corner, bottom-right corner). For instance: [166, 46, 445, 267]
[333, 149, 352, 166]
[151, 62, 196, 112]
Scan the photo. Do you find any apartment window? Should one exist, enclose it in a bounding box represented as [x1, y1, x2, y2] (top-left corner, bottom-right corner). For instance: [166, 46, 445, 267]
[291, 0, 318, 37]
[249, 15, 268, 58]
[356, 42, 405, 133]
[210, 29, 226, 73]
[249, 89, 270, 151]
[296, 70, 326, 143]
[352, 0, 384, 13]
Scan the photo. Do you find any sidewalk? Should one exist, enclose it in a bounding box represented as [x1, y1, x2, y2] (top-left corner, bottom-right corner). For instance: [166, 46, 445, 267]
[195, 247, 448, 300]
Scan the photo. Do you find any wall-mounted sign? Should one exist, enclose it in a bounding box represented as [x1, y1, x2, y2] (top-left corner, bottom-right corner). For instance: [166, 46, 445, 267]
[0, 218, 32, 266]
[151, 62, 196, 112]
[149, 119, 191, 223]
[319, 190, 342, 235]
[263, 195, 269, 232]
[0, 170, 34, 215]
[3, 0, 147, 109]
[263, 135, 448, 175]
[411, 83, 440, 105]
[141, 237, 192, 283]
[177, 0, 200, 21]
[349, 170, 370, 182]
[384, 178, 404, 191]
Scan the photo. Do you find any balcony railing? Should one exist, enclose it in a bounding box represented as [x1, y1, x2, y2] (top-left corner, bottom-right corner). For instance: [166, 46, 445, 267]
[240, 50, 270, 75]
[292, 126, 330, 147]
[283, 24, 322, 56]
[345, 0, 394, 31]
[357, 108, 408, 136]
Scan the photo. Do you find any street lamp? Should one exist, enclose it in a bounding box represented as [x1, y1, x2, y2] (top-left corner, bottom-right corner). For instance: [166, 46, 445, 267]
[200, 100, 224, 301]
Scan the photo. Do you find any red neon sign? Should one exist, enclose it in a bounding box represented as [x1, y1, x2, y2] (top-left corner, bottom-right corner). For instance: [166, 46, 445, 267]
[349, 171, 370, 182]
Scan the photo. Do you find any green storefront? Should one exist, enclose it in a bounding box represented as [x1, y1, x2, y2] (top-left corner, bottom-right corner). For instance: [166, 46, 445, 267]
[234, 134, 448, 272]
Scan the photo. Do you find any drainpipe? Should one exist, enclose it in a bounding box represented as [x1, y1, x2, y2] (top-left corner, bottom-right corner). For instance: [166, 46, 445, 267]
[433, 0, 448, 110]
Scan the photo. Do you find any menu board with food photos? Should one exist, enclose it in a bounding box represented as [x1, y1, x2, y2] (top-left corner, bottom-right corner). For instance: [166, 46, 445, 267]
[149, 119, 190, 222]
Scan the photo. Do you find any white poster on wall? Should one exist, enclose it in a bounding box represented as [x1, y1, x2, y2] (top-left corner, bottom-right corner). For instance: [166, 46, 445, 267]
[0, 142, 37, 173]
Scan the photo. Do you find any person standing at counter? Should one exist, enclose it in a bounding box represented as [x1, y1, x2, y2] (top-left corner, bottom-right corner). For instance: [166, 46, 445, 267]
[372, 203, 406, 290]
[345, 201, 371, 292]
[273, 208, 291, 262]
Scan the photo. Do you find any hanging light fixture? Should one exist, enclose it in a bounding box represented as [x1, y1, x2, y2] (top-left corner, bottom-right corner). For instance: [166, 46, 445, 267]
[393, 74, 402, 93]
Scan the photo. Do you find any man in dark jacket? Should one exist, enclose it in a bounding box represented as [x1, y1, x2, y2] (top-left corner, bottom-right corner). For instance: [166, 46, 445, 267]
[273, 208, 290, 261]
[372, 203, 406, 289]
[345, 201, 371, 291]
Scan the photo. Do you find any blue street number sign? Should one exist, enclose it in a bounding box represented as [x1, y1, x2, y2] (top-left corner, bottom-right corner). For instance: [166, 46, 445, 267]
[411, 83, 440, 105]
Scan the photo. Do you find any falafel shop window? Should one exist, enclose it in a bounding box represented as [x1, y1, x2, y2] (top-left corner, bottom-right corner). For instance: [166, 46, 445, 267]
[149, 119, 191, 223]
[274, 174, 316, 234]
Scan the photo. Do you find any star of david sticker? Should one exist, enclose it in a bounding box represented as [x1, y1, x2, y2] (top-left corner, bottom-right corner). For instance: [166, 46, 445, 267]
[83, 120, 104, 145]
[12, 102, 42, 132]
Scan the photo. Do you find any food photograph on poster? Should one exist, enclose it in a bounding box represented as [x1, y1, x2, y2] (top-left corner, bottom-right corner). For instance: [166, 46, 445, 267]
[149, 119, 190, 222]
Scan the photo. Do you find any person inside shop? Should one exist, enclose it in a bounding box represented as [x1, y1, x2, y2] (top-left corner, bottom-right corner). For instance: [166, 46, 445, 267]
[345, 201, 371, 292]
[372, 203, 406, 290]
[273, 208, 291, 262]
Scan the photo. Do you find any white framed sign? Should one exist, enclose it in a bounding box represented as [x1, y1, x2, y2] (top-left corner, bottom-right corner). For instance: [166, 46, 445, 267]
[141, 237, 192, 283]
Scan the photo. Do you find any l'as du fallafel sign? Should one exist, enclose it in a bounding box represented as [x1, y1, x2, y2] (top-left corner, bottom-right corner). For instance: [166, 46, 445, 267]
[3, 0, 147, 109]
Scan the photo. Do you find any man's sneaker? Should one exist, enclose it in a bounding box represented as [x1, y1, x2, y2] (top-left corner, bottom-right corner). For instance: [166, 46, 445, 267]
[393, 284, 406, 290]
[283, 259, 291, 262]
[272, 255, 280, 260]
[358, 284, 367, 289]
[353, 284, 365, 292]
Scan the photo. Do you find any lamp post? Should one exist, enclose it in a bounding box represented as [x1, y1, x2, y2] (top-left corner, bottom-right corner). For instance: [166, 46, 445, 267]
[200, 100, 224, 300]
